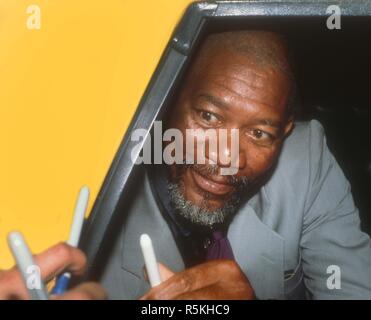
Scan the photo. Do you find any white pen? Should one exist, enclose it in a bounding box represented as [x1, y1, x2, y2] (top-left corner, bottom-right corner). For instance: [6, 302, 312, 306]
[140, 234, 162, 287]
[7, 231, 49, 300]
[51, 185, 89, 295]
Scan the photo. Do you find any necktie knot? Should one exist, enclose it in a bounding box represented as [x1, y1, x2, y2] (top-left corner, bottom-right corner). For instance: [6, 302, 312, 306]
[205, 229, 235, 261]
[212, 230, 224, 241]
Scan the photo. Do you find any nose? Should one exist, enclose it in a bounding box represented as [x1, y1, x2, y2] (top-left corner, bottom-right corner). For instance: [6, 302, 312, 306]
[207, 128, 246, 171]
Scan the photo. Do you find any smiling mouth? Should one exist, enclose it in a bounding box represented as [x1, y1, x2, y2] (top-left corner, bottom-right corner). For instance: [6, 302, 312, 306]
[190, 168, 235, 196]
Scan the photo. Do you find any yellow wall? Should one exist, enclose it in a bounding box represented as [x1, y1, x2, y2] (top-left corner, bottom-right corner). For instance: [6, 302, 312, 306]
[0, 0, 193, 269]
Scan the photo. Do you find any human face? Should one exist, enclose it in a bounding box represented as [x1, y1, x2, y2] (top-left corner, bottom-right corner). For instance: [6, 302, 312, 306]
[167, 49, 293, 211]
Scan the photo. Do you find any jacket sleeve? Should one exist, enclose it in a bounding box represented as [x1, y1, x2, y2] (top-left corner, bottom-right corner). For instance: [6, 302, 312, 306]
[300, 120, 371, 299]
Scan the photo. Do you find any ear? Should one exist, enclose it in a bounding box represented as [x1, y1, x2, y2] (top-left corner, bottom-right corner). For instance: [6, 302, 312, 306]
[283, 117, 294, 137]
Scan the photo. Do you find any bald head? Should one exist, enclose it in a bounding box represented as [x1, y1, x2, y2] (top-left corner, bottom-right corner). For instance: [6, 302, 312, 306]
[192, 31, 293, 79]
[185, 30, 296, 114]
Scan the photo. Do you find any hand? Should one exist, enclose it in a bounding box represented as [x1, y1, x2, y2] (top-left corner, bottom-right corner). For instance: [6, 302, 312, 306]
[140, 259, 255, 300]
[0, 243, 106, 300]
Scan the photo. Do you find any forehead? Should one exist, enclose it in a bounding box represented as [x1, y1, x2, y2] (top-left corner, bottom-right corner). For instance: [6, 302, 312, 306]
[186, 50, 291, 118]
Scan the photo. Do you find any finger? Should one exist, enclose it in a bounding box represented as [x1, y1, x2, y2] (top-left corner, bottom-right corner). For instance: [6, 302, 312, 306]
[142, 266, 148, 282]
[0, 268, 29, 299]
[51, 282, 107, 300]
[33, 243, 87, 282]
[140, 260, 229, 300]
[158, 263, 174, 282]
[143, 263, 174, 284]
[175, 284, 223, 300]
[175, 283, 246, 300]
[0, 243, 87, 300]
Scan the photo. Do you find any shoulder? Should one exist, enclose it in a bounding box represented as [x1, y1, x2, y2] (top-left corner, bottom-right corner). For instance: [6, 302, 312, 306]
[269, 119, 328, 184]
[264, 119, 332, 208]
[282, 119, 326, 159]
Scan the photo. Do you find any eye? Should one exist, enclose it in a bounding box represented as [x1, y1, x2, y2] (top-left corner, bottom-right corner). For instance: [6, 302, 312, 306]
[247, 129, 274, 144]
[199, 110, 220, 124]
[252, 129, 265, 139]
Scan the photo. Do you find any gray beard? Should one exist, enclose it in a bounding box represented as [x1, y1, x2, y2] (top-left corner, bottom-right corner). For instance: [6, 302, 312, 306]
[167, 182, 241, 228]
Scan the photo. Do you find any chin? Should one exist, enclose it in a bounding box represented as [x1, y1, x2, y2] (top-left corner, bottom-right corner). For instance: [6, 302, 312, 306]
[168, 180, 241, 228]
[186, 190, 232, 212]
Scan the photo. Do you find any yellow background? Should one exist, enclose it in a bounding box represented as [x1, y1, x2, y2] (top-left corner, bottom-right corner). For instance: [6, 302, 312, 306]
[0, 0, 193, 269]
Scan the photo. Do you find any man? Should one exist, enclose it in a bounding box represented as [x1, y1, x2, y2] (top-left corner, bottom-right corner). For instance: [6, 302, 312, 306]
[99, 31, 371, 299]
[0, 243, 106, 300]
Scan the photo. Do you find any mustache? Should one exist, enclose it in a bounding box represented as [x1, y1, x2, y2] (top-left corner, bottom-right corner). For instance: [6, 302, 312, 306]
[182, 163, 250, 189]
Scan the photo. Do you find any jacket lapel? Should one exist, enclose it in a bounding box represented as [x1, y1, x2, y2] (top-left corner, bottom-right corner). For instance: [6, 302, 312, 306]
[228, 187, 285, 299]
[120, 171, 185, 295]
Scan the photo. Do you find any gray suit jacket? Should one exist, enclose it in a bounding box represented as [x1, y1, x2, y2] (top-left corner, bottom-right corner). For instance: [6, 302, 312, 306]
[99, 120, 371, 299]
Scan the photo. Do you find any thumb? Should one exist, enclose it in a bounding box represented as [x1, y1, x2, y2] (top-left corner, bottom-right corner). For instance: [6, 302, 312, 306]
[158, 263, 175, 281]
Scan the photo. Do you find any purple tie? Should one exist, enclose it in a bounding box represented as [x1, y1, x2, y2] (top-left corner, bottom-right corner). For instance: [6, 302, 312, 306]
[205, 230, 235, 261]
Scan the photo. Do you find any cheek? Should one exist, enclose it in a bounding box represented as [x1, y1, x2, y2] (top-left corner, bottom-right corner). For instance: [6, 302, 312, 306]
[183, 111, 201, 130]
[168, 109, 198, 135]
[242, 143, 280, 178]
[167, 99, 195, 129]
[175, 114, 205, 154]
